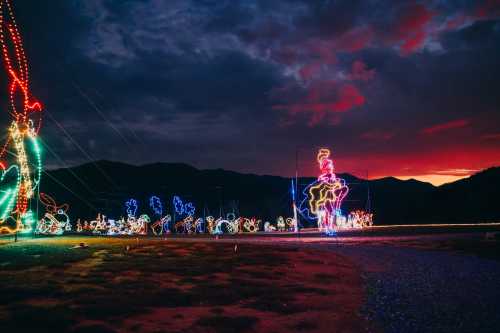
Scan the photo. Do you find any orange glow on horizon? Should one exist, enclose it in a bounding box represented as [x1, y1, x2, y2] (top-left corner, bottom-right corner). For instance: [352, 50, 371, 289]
[392, 174, 469, 186]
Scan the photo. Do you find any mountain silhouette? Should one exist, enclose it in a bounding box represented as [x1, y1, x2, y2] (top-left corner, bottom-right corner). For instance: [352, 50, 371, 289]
[39, 161, 500, 225]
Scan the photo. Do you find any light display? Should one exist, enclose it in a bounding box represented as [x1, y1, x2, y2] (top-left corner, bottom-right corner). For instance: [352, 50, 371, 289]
[0, 0, 43, 234]
[76, 219, 82, 232]
[137, 214, 150, 234]
[35, 193, 70, 235]
[299, 148, 349, 235]
[273, 216, 296, 232]
[227, 212, 237, 222]
[74, 202, 169, 236]
[125, 198, 138, 218]
[211, 215, 262, 234]
[213, 217, 235, 234]
[174, 215, 196, 234]
[149, 196, 171, 235]
[124, 198, 149, 234]
[184, 202, 195, 217]
[107, 218, 126, 236]
[210, 213, 240, 234]
[175, 216, 204, 234]
[276, 216, 286, 231]
[123, 214, 149, 235]
[285, 217, 296, 231]
[173, 195, 195, 217]
[173, 195, 184, 215]
[90, 214, 108, 234]
[172, 195, 196, 233]
[149, 196, 163, 216]
[242, 217, 260, 233]
[347, 210, 373, 228]
[206, 216, 215, 234]
[151, 215, 171, 236]
[162, 215, 172, 234]
[72, 211, 341, 235]
[264, 221, 276, 232]
[194, 217, 204, 233]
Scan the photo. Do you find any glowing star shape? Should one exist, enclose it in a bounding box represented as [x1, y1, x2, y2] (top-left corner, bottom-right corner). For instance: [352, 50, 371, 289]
[0, 0, 43, 234]
[299, 148, 349, 235]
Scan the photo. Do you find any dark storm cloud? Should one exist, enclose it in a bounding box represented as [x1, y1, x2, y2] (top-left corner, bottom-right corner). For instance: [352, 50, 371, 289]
[4, 0, 500, 181]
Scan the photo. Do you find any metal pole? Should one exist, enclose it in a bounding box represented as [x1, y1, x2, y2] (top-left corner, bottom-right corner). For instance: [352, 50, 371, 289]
[295, 147, 299, 204]
[290, 179, 296, 232]
[294, 147, 300, 232]
[366, 169, 372, 213]
[172, 196, 176, 230]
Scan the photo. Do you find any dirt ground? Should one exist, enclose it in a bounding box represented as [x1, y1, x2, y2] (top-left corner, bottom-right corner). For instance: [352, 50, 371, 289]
[0, 236, 371, 333]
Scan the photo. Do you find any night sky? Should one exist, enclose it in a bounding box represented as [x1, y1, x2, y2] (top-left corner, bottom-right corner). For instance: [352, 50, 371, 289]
[5, 0, 500, 185]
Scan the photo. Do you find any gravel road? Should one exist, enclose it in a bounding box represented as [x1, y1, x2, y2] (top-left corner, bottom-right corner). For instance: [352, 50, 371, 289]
[322, 243, 500, 333]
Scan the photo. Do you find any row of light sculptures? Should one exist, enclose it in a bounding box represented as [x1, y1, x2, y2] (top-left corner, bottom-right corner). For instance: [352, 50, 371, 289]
[71, 194, 298, 235]
[26, 148, 369, 237]
[73, 195, 192, 235]
[35, 148, 371, 236]
[208, 215, 266, 234]
[0, 0, 43, 234]
[37, 183, 372, 236]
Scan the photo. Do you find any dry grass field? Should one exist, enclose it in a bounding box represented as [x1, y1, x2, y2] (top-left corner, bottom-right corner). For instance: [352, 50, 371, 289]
[0, 236, 370, 333]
